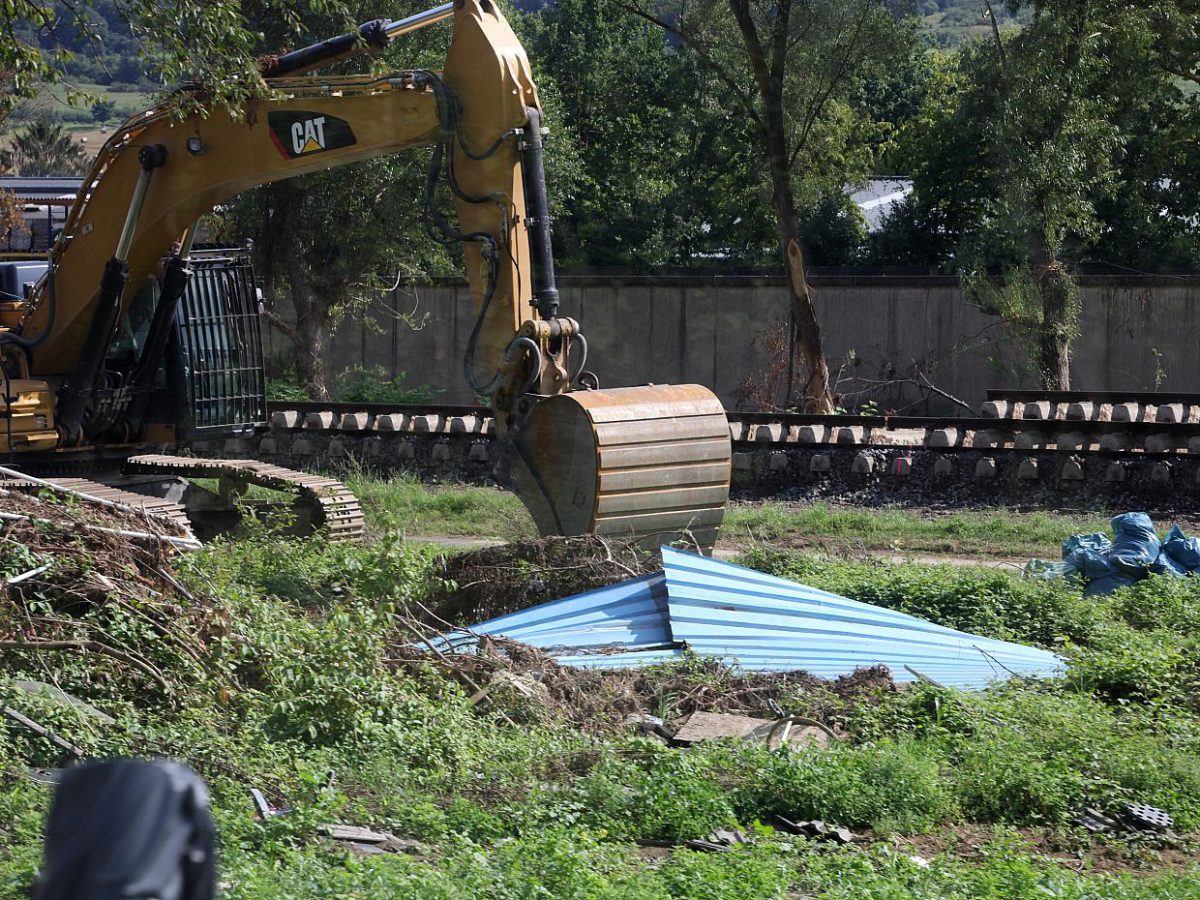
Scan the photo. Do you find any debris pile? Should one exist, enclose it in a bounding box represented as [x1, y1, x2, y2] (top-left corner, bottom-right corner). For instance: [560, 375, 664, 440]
[421, 535, 658, 627]
[1074, 803, 1176, 837]
[393, 630, 894, 736]
[1026, 512, 1200, 595]
[0, 487, 218, 699]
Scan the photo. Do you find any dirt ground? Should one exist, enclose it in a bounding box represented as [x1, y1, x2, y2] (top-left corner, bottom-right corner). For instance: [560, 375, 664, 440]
[891, 824, 1199, 876]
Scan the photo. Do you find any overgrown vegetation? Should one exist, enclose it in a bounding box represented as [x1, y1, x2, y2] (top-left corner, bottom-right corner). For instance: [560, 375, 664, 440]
[343, 471, 535, 541]
[727, 502, 1114, 559]
[330, 475, 1121, 559]
[267, 366, 437, 406]
[0, 488, 1198, 895]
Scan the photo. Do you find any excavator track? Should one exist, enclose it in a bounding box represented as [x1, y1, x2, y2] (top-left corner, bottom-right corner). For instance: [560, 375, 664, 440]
[125, 454, 365, 543]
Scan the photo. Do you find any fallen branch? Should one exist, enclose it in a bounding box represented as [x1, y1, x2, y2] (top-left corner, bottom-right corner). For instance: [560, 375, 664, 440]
[0, 465, 148, 519]
[0, 510, 200, 551]
[1, 706, 84, 758]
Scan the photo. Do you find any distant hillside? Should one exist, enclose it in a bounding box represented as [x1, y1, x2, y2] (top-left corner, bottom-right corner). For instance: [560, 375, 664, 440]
[14, 0, 158, 91]
[918, 0, 1023, 46]
[15, 0, 1017, 98]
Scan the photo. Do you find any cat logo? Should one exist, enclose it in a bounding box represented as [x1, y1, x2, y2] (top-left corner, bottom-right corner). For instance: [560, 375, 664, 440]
[267, 111, 357, 160]
[292, 116, 327, 155]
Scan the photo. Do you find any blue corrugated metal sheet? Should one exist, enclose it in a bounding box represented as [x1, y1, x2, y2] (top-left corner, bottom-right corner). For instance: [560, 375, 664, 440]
[430, 572, 673, 654]
[659, 548, 1062, 688]
[435, 547, 1064, 690]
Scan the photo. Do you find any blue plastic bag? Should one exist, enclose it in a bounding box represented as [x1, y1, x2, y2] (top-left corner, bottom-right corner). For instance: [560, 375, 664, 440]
[1108, 513, 1160, 575]
[1151, 551, 1187, 578]
[1062, 532, 1112, 557]
[1024, 559, 1074, 580]
[1084, 573, 1140, 596]
[1162, 525, 1200, 573]
[1063, 547, 1116, 580]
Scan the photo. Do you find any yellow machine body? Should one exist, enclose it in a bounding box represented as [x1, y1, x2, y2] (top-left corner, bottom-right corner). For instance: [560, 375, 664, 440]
[2, 0, 731, 549]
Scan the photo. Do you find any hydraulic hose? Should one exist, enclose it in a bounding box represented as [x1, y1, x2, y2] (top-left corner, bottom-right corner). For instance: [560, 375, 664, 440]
[517, 107, 559, 320]
[566, 332, 588, 387]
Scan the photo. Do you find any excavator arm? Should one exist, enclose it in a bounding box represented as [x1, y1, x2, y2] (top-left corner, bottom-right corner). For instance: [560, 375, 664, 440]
[8, 0, 731, 550]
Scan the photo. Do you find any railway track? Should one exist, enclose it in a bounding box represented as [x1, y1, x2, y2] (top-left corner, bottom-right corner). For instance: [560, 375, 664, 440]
[260, 394, 1200, 458]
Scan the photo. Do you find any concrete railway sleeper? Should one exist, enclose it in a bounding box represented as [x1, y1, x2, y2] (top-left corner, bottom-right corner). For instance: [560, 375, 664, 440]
[260, 399, 1200, 458]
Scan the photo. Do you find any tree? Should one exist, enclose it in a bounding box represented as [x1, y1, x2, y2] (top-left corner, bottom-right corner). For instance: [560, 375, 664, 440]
[516, 0, 774, 267]
[219, 1, 454, 399]
[2, 0, 357, 232]
[898, 0, 1200, 388]
[225, 160, 450, 398]
[1087, 4, 1200, 272]
[618, 0, 915, 411]
[91, 98, 117, 123]
[1, 0, 355, 117]
[9, 116, 88, 176]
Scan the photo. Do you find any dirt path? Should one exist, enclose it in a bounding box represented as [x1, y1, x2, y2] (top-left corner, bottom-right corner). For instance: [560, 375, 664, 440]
[404, 534, 1030, 570]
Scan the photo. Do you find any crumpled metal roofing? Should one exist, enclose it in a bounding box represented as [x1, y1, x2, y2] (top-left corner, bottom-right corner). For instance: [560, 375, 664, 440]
[433, 547, 1064, 690]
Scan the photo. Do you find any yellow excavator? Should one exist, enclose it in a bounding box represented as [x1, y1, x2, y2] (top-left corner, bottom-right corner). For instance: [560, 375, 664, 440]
[0, 0, 731, 549]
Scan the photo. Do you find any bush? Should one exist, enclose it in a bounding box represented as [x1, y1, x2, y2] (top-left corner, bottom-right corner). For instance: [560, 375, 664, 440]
[953, 737, 1085, 824]
[569, 750, 739, 841]
[731, 740, 956, 833]
[333, 365, 437, 405]
[846, 683, 1200, 829]
[738, 547, 1097, 646]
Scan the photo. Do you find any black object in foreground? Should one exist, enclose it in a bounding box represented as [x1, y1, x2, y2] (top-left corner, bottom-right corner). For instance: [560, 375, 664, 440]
[34, 759, 215, 900]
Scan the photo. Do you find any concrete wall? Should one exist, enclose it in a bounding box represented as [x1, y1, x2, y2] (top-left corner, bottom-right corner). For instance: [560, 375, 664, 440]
[264, 274, 1200, 413]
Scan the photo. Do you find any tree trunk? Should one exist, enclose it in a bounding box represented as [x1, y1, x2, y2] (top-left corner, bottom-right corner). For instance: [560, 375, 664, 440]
[767, 150, 831, 412]
[785, 239, 832, 412]
[287, 264, 331, 400]
[728, 0, 833, 414]
[1035, 259, 1073, 390]
[256, 181, 332, 400]
[294, 310, 330, 400]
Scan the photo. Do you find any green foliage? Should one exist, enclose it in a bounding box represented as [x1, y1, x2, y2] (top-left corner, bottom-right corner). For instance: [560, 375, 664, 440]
[516, 0, 776, 266]
[739, 546, 1097, 645]
[851, 682, 1200, 830]
[2, 0, 358, 116]
[795, 194, 870, 267]
[727, 502, 1109, 558]
[332, 365, 437, 405]
[7, 116, 87, 176]
[891, 0, 1200, 383]
[89, 98, 116, 123]
[731, 740, 955, 832]
[2, 494, 1200, 894]
[569, 750, 740, 840]
[342, 471, 534, 540]
[266, 371, 311, 402]
[266, 365, 437, 404]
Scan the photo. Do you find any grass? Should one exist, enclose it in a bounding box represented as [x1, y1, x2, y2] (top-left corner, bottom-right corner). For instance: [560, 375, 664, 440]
[337, 473, 1115, 560]
[726, 502, 1114, 559]
[2, 499, 1199, 896]
[345, 471, 535, 540]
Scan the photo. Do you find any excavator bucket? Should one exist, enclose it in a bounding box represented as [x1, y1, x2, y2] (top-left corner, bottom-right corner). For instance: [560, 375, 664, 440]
[505, 384, 731, 553]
